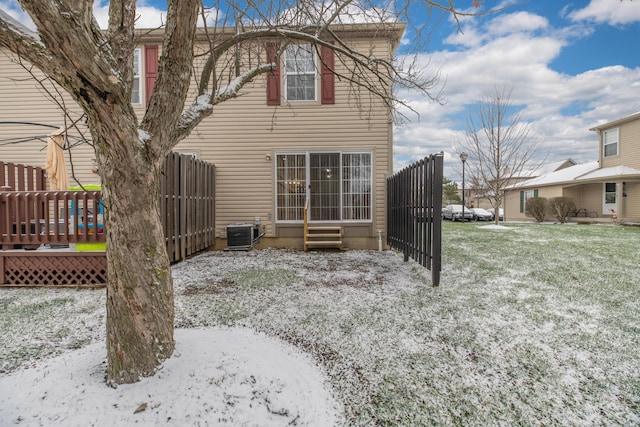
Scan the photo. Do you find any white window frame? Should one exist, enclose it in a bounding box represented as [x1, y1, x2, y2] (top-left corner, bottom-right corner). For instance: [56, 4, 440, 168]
[131, 48, 142, 105]
[603, 182, 617, 214]
[275, 153, 307, 222]
[284, 44, 317, 102]
[523, 190, 535, 205]
[603, 128, 618, 157]
[275, 151, 373, 223]
[341, 153, 372, 221]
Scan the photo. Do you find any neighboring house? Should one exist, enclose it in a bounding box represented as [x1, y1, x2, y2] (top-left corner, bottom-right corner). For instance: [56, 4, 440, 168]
[505, 111, 640, 222]
[469, 159, 576, 212]
[0, 23, 404, 250]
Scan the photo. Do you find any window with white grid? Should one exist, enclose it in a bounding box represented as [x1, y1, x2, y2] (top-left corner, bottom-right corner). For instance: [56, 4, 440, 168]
[603, 128, 618, 157]
[131, 48, 141, 104]
[276, 154, 306, 221]
[284, 44, 316, 101]
[342, 153, 371, 220]
[275, 152, 372, 222]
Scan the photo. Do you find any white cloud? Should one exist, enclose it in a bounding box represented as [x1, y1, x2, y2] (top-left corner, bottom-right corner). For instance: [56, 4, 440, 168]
[486, 11, 549, 36]
[92, 2, 167, 29]
[0, 1, 167, 30]
[393, 9, 640, 178]
[569, 0, 640, 25]
[134, 6, 168, 28]
[445, 11, 548, 48]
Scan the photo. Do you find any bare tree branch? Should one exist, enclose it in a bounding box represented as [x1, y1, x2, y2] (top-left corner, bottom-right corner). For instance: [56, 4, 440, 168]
[176, 62, 274, 139]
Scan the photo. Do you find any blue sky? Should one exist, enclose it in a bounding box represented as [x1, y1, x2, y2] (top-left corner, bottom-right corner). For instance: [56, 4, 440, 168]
[393, 0, 640, 179]
[2, 0, 639, 180]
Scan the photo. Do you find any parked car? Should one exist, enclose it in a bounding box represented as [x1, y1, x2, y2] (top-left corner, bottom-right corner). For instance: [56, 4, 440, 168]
[442, 204, 474, 222]
[471, 208, 493, 221]
[487, 208, 504, 221]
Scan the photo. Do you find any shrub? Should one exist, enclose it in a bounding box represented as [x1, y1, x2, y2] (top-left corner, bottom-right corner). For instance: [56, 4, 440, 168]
[549, 197, 576, 223]
[525, 197, 548, 222]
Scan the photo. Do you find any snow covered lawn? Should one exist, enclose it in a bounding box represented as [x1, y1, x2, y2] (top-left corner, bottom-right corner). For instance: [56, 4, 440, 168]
[1, 222, 639, 425]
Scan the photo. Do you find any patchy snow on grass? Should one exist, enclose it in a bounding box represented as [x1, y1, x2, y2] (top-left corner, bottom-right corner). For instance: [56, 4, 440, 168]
[1, 222, 640, 426]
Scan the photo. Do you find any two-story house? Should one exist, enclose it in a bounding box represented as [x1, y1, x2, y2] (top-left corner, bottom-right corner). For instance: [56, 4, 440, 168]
[504, 111, 640, 223]
[0, 23, 404, 249]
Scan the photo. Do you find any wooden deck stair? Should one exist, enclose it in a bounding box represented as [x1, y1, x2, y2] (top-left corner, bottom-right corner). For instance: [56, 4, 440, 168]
[303, 198, 343, 251]
[304, 226, 343, 250]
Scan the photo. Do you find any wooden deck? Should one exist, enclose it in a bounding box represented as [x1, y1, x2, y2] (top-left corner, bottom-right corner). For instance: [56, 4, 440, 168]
[0, 246, 106, 287]
[1, 157, 216, 287]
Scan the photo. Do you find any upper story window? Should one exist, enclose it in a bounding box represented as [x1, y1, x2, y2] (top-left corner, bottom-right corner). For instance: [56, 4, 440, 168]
[603, 128, 618, 157]
[131, 48, 142, 104]
[284, 44, 316, 102]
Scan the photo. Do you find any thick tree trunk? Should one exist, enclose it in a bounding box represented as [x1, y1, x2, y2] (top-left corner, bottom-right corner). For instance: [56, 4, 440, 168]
[97, 131, 174, 386]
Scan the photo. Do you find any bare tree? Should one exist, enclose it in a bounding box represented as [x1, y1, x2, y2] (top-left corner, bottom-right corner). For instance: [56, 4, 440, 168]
[0, 0, 495, 385]
[460, 88, 542, 225]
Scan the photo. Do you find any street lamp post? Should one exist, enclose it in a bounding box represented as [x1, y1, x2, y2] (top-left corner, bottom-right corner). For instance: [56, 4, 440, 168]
[460, 152, 468, 222]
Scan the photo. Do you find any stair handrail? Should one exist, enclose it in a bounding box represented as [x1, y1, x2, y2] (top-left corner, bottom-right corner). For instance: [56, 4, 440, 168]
[303, 197, 309, 250]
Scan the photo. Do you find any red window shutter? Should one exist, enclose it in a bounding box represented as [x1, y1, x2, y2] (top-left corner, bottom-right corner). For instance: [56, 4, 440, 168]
[266, 43, 281, 106]
[320, 44, 335, 105]
[144, 45, 158, 106]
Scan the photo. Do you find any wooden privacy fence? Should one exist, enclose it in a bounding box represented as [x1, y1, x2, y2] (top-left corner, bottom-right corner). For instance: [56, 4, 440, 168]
[387, 153, 443, 286]
[161, 152, 216, 263]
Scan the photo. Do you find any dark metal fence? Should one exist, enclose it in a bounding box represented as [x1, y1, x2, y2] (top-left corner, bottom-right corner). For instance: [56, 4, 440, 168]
[387, 153, 443, 286]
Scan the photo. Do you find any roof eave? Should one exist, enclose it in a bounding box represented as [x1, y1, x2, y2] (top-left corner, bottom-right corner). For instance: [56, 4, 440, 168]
[589, 111, 640, 132]
[134, 22, 407, 45]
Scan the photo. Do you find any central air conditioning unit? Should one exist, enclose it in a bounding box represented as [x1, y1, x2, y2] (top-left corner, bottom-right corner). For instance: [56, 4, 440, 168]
[226, 223, 255, 250]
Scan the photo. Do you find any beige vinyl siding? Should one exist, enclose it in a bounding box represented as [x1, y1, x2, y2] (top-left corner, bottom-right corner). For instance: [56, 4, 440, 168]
[0, 50, 97, 188]
[504, 186, 558, 220]
[176, 38, 393, 241]
[622, 181, 640, 220]
[581, 183, 604, 215]
[593, 114, 640, 221]
[503, 189, 521, 220]
[563, 184, 601, 216]
[1, 27, 397, 248]
[563, 186, 583, 207]
[600, 118, 640, 169]
[619, 119, 640, 167]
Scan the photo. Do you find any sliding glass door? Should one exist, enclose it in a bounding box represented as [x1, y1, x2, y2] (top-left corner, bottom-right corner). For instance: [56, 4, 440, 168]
[276, 152, 371, 222]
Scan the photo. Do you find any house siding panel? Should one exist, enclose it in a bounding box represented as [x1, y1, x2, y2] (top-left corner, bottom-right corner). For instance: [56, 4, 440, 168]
[622, 182, 640, 219]
[505, 185, 565, 220]
[563, 186, 583, 206]
[172, 38, 393, 243]
[600, 119, 640, 169]
[0, 51, 96, 187]
[1, 27, 399, 248]
[579, 183, 603, 216]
